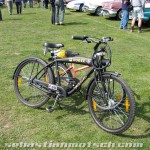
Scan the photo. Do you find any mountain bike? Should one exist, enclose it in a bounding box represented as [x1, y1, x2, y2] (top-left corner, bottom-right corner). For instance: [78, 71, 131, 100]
[13, 35, 136, 134]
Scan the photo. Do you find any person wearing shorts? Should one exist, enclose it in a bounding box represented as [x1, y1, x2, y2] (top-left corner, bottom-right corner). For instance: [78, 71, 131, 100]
[130, 0, 145, 33]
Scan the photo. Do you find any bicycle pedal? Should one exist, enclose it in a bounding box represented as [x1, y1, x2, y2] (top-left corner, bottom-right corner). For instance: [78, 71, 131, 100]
[46, 106, 54, 113]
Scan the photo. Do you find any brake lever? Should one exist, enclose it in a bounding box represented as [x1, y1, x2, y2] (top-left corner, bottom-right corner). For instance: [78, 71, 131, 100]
[81, 39, 91, 44]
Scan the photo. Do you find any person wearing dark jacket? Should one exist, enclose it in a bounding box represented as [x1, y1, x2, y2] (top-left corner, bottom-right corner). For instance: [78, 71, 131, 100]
[120, 0, 130, 30]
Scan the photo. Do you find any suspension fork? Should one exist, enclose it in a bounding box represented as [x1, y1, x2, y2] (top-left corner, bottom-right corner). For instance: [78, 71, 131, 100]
[94, 69, 109, 106]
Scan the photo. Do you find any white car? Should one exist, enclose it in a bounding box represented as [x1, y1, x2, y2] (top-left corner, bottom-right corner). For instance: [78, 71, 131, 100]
[83, 0, 114, 16]
[66, 0, 85, 12]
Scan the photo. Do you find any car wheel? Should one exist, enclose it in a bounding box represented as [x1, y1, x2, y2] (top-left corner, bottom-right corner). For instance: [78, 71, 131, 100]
[117, 9, 122, 20]
[79, 4, 84, 12]
[95, 6, 103, 16]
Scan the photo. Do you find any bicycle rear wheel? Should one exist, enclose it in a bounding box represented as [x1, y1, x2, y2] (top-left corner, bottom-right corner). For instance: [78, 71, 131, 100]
[51, 63, 73, 90]
[87, 74, 136, 134]
[14, 58, 54, 108]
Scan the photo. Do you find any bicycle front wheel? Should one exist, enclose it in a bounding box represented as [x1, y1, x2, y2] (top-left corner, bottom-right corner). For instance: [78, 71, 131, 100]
[87, 74, 136, 134]
[14, 58, 54, 108]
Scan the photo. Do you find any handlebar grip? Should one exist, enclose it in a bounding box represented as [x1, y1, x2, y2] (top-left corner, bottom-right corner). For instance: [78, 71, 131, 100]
[72, 35, 89, 40]
[102, 37, 113, 42]
[106, 37, 113, 41]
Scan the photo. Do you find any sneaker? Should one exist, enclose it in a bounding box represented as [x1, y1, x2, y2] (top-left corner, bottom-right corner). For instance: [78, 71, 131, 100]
[59, 22, 64, 25]
[130, 29, 133, 32]
[55, 23, 59, 25]
[138, 30, 142, 33]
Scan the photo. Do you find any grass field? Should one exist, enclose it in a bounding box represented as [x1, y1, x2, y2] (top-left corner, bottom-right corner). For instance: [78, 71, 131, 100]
[0, 3, 150, 150]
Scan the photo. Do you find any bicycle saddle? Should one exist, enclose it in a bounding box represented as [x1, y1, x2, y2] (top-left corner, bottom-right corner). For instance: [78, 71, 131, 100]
[43, 42, 64, 48]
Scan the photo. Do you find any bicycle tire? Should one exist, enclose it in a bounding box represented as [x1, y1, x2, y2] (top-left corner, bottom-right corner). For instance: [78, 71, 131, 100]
[87, 74, 136, 134]
[52, 63, 73, 78]
[14, 58, 54, 108]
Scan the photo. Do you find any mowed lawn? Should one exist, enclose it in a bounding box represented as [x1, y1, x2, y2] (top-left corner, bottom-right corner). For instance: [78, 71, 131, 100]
[0, 3, 150, 150]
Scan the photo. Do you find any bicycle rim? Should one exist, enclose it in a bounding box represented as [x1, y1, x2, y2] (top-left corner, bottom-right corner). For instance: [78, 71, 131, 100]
[88, 75, 136, 134]
[14, 58, 53, 108]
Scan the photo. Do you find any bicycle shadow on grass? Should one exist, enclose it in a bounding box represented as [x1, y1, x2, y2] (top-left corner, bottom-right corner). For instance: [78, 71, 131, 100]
[133, 91, 150, 124]
[45, 88, 89, 116]
[119, 91, 150, 139]
[120, 130, 150, 139]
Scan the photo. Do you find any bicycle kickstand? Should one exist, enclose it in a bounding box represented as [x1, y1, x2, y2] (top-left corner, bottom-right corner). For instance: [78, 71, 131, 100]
[46, 94, 61, 113]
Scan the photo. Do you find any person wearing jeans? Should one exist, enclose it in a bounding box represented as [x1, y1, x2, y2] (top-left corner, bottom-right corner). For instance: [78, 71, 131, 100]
[15, 0, 22, 14]
[0, 10, 2, 21]
[29, 0, 33, 8]
[23, 0, 27, 8]
[55, 0, 65, 25]
[120, 0, 130, 30]
[6, 0, 13, 15]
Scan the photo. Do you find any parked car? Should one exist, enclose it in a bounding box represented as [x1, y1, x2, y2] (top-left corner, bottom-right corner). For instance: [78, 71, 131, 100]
[102, 0, 150, 22]
[66, 0, 85, 12]
[83, 0, 114, 16]
[101, 0, 131, 19]
[0, 0, 4, 5]
[64, 0, 74, 6]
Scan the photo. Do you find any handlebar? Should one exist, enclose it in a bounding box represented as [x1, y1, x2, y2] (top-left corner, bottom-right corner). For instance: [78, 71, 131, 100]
[72, 35, 89, 40]
[72, 35, 113, 70]
[72, 35, 113, 43]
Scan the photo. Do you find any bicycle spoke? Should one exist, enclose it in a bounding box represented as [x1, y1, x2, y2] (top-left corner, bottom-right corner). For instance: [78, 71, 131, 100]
[88, 74, 136, 134]
[14, 58, 53, 108]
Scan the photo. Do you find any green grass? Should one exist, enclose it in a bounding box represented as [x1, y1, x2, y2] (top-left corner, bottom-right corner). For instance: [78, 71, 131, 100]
[0, 4, 150, 150]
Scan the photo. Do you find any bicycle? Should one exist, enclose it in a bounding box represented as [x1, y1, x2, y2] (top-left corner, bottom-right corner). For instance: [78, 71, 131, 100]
[13, 35, 136, 134]
[42, 44, 91, 78]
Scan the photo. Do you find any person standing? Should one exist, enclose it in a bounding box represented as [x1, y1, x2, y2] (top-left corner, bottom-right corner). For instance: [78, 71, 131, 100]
[0, 3, 3, 21]
[6, 0, 13, 15]
[23, 0, 27, 8]
[37, 0, 41, 7]
[0, 9, 2, 21]
[55, 0, 65, 25]
[29, 0, 33, 8]
[15, 0, 22, 14]
[120, 0, 130, 30]
[130, 0, 145, 33]
[44, 0, 49, 9]
[50, 0, 55, 24]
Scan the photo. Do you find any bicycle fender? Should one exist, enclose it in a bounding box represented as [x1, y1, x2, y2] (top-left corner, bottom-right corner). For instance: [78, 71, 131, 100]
[85, 71, 121, 100]
[102, 71, 120, 77]
[12, 57, 49, 79]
